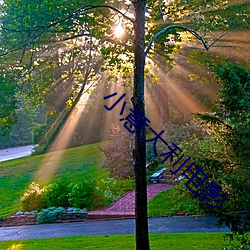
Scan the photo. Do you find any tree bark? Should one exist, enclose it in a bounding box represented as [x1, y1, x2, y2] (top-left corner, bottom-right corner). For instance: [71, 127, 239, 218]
[132, 1, 150, 250]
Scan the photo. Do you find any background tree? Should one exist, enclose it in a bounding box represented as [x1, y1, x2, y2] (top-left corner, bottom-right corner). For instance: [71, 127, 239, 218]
[99, 123, 134, 178]
[0, 74, 18, 136]
[179, 59, 250, 233]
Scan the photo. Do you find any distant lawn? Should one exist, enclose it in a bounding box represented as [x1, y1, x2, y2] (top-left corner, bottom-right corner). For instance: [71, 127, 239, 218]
[0, 142, 104, 217]
[0, 233, 230, 250]
[148, 185, 201, 217]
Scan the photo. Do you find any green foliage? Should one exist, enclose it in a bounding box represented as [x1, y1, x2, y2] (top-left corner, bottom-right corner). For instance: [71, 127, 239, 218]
[68, 180, 94, 209]
[20, 182, 45, 212]
[93, 178, 118, 208]
[67, 207, 86, 213]
[93, 177, 134, 208]
[0, 0, 236, 114]
[0, 75, 18, 136]
[208, 2, 250, 30]
[223, 232, 250, 250]
[0, 104, 44, 148]
[43, 178, 71, 208]
[36, 206, 64, 224]
[179, 61, 250, 232]
[20, 173, 132, 212]
[32, 123, 48, 144]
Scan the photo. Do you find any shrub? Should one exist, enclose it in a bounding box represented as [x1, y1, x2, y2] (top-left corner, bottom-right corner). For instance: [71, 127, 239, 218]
[223, 232, 250, 250]
[43, 177, 71, 208]
[68, 180, 94, 209]
[92, 177, 134, 209]
[93, 178, 118, 208]
[21, 182, 45, 211]
[112, 177, 134, 197]
[36, 206, 64, 224]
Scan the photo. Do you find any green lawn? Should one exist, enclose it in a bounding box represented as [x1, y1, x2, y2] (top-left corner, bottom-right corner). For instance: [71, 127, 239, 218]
[0, 233, 230, 250]
[148, 185, 201, 217]
[0, 143, 104, 217]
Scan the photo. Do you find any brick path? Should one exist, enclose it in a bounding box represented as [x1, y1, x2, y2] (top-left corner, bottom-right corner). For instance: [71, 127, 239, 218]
[88, 184, 171, 219]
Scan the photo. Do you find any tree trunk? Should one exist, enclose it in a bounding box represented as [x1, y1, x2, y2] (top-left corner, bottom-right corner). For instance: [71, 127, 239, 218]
[132, 1, 150, 250]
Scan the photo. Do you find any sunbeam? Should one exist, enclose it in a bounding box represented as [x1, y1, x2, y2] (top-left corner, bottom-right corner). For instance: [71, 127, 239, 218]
[35, 92, 90, 184]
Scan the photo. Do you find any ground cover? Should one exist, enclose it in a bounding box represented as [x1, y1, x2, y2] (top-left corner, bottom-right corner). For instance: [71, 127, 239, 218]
[0, 233, 230, 250]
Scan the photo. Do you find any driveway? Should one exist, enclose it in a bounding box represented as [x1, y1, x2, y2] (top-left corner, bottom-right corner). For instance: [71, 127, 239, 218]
[0, 145, 36, 162]
[0, 216, 230, 241]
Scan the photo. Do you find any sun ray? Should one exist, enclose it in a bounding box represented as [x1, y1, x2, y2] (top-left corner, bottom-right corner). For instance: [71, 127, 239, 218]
[35, 92, 90, 184]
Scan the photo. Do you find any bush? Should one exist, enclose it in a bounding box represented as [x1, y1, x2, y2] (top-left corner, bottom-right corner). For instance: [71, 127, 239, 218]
[21, 182, 45, 211]
[223, 232, 250, 250]
[93, 178, 118, 208]
[92, 177, 134, 209]
[112, 177, 134, 197]
[43, 177, 71, 208]
[68, 180, 94, 209]
[36, 206, 64, 224]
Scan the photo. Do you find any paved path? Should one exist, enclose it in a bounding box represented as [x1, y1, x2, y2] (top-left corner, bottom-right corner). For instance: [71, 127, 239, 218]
[88, 184, 171, 218]
[0, 145, 37, 162]
[0, 216, 230, 241]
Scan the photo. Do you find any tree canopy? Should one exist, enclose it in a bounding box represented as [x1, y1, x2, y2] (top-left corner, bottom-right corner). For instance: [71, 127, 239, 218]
[1, 0, 248, 134]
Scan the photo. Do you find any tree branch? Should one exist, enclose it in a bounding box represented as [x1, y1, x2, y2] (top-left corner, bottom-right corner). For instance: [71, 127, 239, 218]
[0, 4, 134, 57]
[83, 5, 134, 23]
[145, 25, 210, 56]
[1, 4, 134, 34]
[205, 30, 230, 49]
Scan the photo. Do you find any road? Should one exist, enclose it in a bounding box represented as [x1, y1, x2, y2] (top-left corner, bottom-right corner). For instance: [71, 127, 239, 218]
[0, 145, 37, 162]
[0, 216, 230, 241]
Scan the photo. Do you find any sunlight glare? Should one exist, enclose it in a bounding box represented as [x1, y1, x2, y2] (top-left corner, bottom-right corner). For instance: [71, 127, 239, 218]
[114, 24, 124, 38]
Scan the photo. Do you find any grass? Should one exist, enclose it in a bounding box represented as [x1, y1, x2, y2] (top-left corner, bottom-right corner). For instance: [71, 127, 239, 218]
[0, 142, 105, 217]
[148, 184, 201, 217]
[0, 233, 230, 250]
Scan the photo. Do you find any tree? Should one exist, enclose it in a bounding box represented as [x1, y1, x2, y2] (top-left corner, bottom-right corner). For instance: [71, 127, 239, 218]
[99, 123, 134, 178]
[0, 1, 243, 249]
[195, 61, 250, 232]
[179, 59, 250, 233]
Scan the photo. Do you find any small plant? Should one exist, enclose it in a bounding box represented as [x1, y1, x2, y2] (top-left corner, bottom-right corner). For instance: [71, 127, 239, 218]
[21, 182, 45, 211]
[67, 207, 87, 213]
[36, 206, 64, 224]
